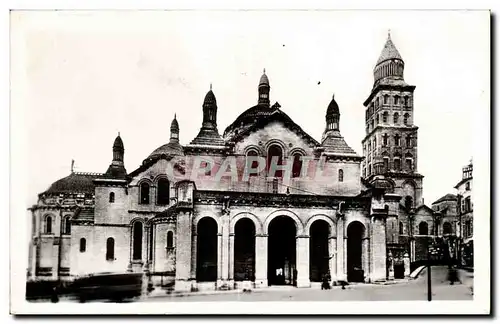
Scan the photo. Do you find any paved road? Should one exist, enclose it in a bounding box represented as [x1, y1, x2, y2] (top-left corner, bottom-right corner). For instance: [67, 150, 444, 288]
[142, 267, 473, 302]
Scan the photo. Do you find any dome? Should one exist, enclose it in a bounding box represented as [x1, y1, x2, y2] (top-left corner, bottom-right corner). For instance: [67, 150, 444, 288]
[203, 90, 217, 106]
[42, 172, 101, 195]
[326, 94, 339, 116]
[223, 104, 280, 138]
[148, 142, 184, 159]
[113, 135, 124, 150]
[170, 115, 179, 131]
[259, 72, 269, 87]
[376, 33, 403, 66]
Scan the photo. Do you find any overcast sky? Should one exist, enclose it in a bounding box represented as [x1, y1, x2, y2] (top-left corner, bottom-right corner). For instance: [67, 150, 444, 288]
[11, 10, 489, 206]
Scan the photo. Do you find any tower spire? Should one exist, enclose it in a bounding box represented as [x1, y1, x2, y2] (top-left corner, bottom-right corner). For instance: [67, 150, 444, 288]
[258, 69, 270, 107]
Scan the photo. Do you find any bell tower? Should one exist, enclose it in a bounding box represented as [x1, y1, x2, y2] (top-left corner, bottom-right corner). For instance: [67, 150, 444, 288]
[361, 31, 423, 207]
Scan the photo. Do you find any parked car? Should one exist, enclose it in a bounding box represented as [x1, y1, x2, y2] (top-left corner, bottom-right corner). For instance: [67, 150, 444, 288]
[72, 272, 143, 303]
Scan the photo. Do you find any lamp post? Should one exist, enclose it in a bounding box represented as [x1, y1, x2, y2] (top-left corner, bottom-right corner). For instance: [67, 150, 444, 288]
[427, 243, 438, 301]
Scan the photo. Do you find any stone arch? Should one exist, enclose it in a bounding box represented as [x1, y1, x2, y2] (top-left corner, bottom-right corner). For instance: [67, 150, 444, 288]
[345, 219, 369, 239]
[230, 212, 263, 235]
[264, 139, 286, 153]
[194, 214, 223, 235]
[263, 210, 304, 235]
[244, 145, 264, 156]
[305, 215, 336, 237]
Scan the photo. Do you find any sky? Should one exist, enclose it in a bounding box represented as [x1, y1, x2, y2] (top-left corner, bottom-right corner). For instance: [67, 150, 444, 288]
[11, 10, 489, 207]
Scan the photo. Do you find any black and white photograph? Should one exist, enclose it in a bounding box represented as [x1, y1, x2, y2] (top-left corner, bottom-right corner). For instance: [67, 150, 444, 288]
[9, 7, 490, 315]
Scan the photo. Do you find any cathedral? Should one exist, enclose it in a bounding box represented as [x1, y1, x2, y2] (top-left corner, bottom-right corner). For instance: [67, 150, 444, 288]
[27, 33, 442, 292]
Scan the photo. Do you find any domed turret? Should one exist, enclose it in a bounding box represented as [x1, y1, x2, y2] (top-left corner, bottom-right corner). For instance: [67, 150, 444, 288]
[170, 114, 179, 143]
[105, 133, 127, 179]
[325, 94, 340, 131]
[189, 85, 224, 146]
[112, 133, 124, 163]
[373, 31, 405, 84]
[148, 115, 184, 159]
[258, 69, 270, 107]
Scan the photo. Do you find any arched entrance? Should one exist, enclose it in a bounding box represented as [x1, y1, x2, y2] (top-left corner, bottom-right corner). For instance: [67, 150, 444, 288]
[234, 218, 256, 281]
[347, 221, 365, 282]
[309, 220, 330, 282]
[268, 216, 296, 285]
[196, 217, 218, 282]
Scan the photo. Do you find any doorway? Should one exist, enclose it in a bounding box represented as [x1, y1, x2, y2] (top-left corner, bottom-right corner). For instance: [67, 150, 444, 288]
[347, 221, 365, 282]
[196, 217, 218, 282]
[268, 216, 296, 285]
[234, 218, 256, 281]
[309, 220, 330, 282]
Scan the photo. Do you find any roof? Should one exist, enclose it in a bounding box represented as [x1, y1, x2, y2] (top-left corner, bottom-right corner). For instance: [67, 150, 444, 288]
[113, 135, 124, 150]
[72, 207, 95, 223]
[259, 72, 269, 86]
[148, 142, 185, 159]
[170, 115, 179, 131]
[321, 130, 358, 156]
[42, 172, 102, 195]
[414, 204, 434, 215]
[223, 104, 320, 147]
[203, 90, 216, 106]
[432, 193, 457, 205]
[326, 95, 339, 116]
[376, 33, 403, 66]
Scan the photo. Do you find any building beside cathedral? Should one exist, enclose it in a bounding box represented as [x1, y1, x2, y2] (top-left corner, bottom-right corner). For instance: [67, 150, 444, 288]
[28, 33, 446, 292]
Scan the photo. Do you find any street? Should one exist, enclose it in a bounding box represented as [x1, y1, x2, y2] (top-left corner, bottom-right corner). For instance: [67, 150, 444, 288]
[141, 267, 473, 302]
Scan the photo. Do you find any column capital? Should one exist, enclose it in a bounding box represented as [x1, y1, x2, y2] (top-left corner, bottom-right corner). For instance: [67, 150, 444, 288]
[296, 235, 310, 239]
[255, 234, 268, 237]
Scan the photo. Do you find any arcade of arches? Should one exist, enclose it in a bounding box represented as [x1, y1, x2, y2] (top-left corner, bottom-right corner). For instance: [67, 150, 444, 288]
[188, 214, 386, 288]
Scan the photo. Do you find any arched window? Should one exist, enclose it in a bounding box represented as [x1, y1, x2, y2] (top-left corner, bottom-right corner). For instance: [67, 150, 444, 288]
[383, 94, 389, 104]
[393, 112, 399, 124]
[338, 169, 344, 182]
[292, 153, 303, 178]
[246, 150, 259, 177]
[157, 178, 170, 205]
[405, 196, 413, 210]
[419, 222, 428, 235]
[45, 215, 52, 234]
[167, 231, 174, 249]
[394, 134, 401, 146]
[79, 238, 86, 253]
[406, 135, 412, 147]
[394, 158, 401, 171]
[106, 237, 115, 261]
[399, 222, 404, 235]
[406, 158, 413, 171]
[140, 182, 150, 204]
[109, 192, 115, 203]
[394, 95, 400, 105]
[382, 112, 388, 123]
[132, 221, 143, 260]
[404, 96, 409, 107]
[383, 157, 390, 172]
[403, 113, 410, 125]
[63, 216, 71, 234]
[267, 144, 283, 178]
[383, 134, 388, 146]
[443, 222, 452, 235]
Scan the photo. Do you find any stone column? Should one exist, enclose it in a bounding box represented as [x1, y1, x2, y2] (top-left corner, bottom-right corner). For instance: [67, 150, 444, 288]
[217, 213, 230, 289]
[52, 238, 59, 280]
[254, 234, 268, 288]
[329, 236, 337, 283]
[362, 237, 370, 282]
[296, 235, 310, 288]
[228, 233, 235, 287]
[336, 217, 346, 281]
[369, 216, 387, 282]
[216, 233, 223, 287]
[387, 251, 394, 280]
[190, 233, 197, 280]
[403, 252, 410, 277]
[174, 211, 193, 292]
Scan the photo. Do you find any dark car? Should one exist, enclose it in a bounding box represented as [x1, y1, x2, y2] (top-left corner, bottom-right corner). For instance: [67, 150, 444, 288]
[72, 272, 143, 303]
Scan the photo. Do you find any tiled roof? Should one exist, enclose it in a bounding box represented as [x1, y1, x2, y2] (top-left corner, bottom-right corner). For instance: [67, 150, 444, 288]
[148, 142, 184, 159]
[321, 130, 358, 156]
[432, 193, 457, 205]
[72, 207, 95, 222]
[376, 35, 403, 66]
[42, 172, 101, 195]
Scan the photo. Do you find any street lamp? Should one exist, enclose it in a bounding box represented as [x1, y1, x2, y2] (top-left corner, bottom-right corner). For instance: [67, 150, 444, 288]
[427, 243, 439, 301]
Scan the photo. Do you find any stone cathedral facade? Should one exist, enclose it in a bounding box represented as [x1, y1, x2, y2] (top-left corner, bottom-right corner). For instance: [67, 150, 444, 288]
[28, 33, 441, 292]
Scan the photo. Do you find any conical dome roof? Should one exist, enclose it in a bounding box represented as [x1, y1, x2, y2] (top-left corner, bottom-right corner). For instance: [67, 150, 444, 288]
[259, 70, 269, 86]
[203, 89, 217, 105]
[170, 114, 179, 131]
[326, 94, 339, 116]
[113, 134, 124, 150]
[376, 32, 403, 66]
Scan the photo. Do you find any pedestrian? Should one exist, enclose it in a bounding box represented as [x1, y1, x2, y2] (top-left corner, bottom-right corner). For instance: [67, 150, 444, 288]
[447, 266, 459, 285]
[50, 285, 59, 303]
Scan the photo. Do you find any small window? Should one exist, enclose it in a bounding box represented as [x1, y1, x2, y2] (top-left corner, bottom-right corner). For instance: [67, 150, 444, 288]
[167, 231, 174, 249]
[394, 158, 401, 171]
[394, 95, 400, 105]
[140, 182, 150, 204]
[383, 112, 388, 123]
[394, 134, 401, 146]
[63, 216, 71, 234]
[404, 96, 409, 107]
[246, 150, 260, 177]
[406, 158, 413, 171]
[106, 237, 115, 261]
[383, 157, 389, 172]
[443, 222, 452, 235]
[406, 136, 412, 147]
[45, 216, 52, 234]
[383, 94, 389, 104]
[399, 222, 404, 235]
[80, 238, 86, 253]
[393, 112, 399, 124]
[465, 182, 470, 191]
[292, 153, 303, 178]
[200, 161, 212, 176]
[419, 222, 428, 235]
[109, 192, 115, 203]
[383, 134, 388, 146]
[404, 113, 410, 125]
[132, 222, 143, 260]
[376, 114, 380, 125]
[338, 169, 344, 182]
